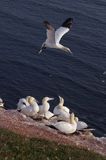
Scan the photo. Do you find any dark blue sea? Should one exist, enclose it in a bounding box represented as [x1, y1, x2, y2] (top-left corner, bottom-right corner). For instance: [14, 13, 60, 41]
[0, 0, 106, 137]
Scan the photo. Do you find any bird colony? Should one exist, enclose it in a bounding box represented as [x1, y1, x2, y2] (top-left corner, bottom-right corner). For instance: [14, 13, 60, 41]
[16, 96, 88, 134]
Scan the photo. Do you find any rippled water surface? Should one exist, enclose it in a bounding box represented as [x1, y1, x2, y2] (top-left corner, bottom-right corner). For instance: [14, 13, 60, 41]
[0, 0, 106, 136]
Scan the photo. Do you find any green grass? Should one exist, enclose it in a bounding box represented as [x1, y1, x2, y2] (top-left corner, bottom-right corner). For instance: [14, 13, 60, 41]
[0, 128, 106, 160]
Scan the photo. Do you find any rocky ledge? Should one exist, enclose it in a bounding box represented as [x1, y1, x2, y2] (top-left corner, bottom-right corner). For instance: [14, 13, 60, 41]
[0, 108, 106, 156]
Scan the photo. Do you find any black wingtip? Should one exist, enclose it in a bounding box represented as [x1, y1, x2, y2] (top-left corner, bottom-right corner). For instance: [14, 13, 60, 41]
[62, 18, 73, 29]
[43, 21, 50, 25]
[43, 21, 52, 30]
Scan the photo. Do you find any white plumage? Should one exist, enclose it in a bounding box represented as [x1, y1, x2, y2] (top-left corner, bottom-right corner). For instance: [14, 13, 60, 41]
[50, 113, 78, 134]
[26, 96, 39, 114]
[0, 98, 4, 108]
[75, 117, 88, 131]
[77, 121, 88, 131]
[39, 18, 73, 54]
[53, 96, 70, 121]
[53, 96, 70, 114]
[44, 111, 54, 120]
[17, 97, 39, 117]
[17, 96, 88, 133]
[39, 97, 54, 118]
[55, 27, 69, 44]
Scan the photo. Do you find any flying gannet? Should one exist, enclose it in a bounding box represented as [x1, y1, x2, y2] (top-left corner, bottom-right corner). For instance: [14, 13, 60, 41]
[39, 18, 73, 54]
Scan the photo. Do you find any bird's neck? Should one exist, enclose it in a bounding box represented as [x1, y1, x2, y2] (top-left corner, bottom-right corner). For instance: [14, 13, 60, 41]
[58, 99, 64, 107]
[42, 100, 49, 105]
[58, 104, 63, 109]
[70, 117, 76, 125]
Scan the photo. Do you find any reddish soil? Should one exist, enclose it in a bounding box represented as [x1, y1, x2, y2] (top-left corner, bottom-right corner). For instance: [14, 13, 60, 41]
[0, 109, 106, 156]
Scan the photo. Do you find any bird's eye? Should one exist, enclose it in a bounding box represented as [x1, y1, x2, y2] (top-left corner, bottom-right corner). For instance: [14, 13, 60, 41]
[22, 102, 26, 105]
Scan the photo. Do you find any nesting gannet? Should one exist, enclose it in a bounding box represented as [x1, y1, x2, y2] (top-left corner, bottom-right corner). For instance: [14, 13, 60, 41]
[26, 96, 39, 114]
[39, 18, 73, 54]
[53, 96, 70, 114]
[53, 96, 70, 121]
[17, 98, 29, 112]
[0, 98, 4, 108]
[17, 97, 39, 117]
[39, 97, 54, 118]
[70, 116, 88, 131]
[49, 113, 78, 134]
[61, 96, 70, 113]
[75, 117, 88, 131]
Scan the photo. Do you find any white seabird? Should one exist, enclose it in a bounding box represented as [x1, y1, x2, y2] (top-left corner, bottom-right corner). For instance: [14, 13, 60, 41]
[17, 97, 39, 117]
[49, 113, 78, 134]
[0, 98, 4, 108]
[53, 96, 70, 114]
[39, 97, 54, 118]
[70, 116, 88, 131]
[17, 98, 30, 115]
[39, 18, 73, 54]
[75, 117, 88, 131]
[26, 96, 39, 114]
[53, 96, 70, 121]
[59, 96, 70, 113]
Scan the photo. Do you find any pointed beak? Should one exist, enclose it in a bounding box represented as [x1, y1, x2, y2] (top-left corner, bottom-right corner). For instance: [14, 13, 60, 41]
[49, 98, 54, 101]
[58, 96, 61, 101]
[58, 95, 61, 99]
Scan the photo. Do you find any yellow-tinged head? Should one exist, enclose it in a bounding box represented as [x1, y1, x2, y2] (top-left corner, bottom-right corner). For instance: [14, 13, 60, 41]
[58, 96, 65, 108]
[59, 96, 64, 105]
[70, 112, 75, 124]
[74, 117, 79, 123]
[26, 96, 38, 105]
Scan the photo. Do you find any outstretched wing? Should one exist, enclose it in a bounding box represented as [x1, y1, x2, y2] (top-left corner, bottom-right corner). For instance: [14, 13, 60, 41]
[55, 18, 73, 44]
[43, 21, 55, 43]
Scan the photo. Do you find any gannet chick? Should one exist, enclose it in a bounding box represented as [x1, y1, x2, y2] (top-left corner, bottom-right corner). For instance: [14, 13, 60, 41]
[39, 97, 54, 118]
[0, 98, 4, 108]
[49, 113, 78, 134]
[39, 18, 73, 54]
[53, 96, 70, 121]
